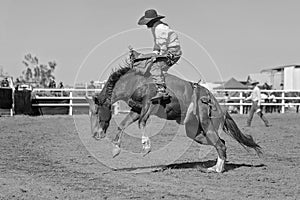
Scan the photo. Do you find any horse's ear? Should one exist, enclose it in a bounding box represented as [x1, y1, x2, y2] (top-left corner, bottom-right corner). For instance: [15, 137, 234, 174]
[85, 95, 97, 113]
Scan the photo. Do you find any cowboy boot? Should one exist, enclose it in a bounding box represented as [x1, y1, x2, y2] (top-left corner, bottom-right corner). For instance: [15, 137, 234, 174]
[151, 84, 170, 102]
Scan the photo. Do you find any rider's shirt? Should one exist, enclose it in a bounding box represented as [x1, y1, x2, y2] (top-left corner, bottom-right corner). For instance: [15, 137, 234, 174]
[151, 22, 181, 56]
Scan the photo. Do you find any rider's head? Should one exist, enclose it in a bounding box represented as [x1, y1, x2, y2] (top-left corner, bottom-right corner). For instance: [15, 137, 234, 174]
[138, 9, 165, 28]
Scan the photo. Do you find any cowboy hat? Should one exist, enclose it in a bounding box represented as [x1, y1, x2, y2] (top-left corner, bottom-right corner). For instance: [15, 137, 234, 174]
[138, 9, 165, 25]
[250, 81, 259, 85]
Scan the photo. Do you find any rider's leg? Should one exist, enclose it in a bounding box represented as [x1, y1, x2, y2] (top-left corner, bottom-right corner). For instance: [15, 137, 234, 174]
[246, 101, 256, 126]
[149, 61, 169, 101]
[257, 110, 269, 127]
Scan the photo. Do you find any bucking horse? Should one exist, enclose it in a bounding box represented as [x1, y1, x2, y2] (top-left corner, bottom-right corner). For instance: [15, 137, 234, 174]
[85, 49, 262, 173]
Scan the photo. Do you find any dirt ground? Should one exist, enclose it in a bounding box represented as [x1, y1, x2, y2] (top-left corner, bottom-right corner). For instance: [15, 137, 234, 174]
[0, 113, 299, 200]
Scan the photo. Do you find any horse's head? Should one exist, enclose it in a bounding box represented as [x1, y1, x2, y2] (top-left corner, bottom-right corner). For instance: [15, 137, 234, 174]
[85, 95, 112, 140]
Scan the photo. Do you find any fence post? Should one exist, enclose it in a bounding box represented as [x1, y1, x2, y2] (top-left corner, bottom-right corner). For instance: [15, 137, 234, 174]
[11, 87, 14, 116]
[69, 91, 73, 116]
[239, 91, 243, 114]
[85, 82, 88, 96]
[281, 91, 285, 113]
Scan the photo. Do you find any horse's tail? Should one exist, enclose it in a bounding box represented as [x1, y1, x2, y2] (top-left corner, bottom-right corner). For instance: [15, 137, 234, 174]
[223, 111, 262, 156]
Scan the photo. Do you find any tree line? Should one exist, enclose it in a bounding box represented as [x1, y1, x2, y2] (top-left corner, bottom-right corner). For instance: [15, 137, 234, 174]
[18, 53, 56, 88]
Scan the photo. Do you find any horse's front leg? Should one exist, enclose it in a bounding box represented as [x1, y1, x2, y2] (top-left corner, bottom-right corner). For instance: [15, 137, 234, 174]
[139, 102, 157, 156]
[112, 111, 140, 157]
[141, 125, 151, 156]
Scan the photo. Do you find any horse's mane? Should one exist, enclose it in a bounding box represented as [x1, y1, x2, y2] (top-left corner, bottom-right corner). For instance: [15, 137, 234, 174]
[97, 61, 133, 105]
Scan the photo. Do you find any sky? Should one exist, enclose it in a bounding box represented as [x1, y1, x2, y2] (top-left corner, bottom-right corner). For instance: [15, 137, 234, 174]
[1, 0, 300, 85]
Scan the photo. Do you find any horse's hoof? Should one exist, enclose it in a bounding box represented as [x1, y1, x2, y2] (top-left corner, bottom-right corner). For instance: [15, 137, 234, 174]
[112, 146, 121, 158]
[207, 167, 217, 173]
[207, 166, 224, 173]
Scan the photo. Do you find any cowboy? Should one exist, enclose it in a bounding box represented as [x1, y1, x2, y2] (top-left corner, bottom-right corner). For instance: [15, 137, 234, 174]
[245, 81, 270, 127]
[138, 9, 182, 102]
[48, 77, 56, 88]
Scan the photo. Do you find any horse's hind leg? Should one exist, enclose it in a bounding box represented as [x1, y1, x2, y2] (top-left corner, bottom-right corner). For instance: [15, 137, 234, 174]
[208, 136, 226, 173]
[193, 125, 226, 173]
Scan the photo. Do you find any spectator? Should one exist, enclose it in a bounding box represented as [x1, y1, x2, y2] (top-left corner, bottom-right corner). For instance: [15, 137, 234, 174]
[224, 92, 230, 103]
[1, 77, 9, 87]
[48, 77, 56, 88]
[260, 92, 268, 112]
[245, 81, 270, 127]
[87, 80, 96, 96]
[280, 83, 284, 90]
[15, 78, 21, 90]
[48, 77, 57, 96]
[59, 81, 64, 89]
[243, 91, 251, 114]
[224, 92, 236, 113]
[88, 80, 96, 89]
[268, 92, 277, 113]
[58, 81, 65, 96]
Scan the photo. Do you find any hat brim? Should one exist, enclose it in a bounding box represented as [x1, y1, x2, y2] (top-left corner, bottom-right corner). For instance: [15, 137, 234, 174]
[138, 15, 165, 25]
[251, 81, 259, 85]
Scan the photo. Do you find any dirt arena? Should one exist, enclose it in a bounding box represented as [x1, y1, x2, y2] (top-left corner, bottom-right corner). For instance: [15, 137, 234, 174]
[0, 113, 299, 200]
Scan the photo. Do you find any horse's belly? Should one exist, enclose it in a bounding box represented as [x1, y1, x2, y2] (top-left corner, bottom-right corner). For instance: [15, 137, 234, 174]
[153, 104, 182, 121]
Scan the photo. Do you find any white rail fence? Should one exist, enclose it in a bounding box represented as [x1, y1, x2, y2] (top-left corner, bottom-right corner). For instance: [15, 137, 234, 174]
[214, 89, 300, 114]
[32, 88, 122, 115]
[29, 88, 300, 115]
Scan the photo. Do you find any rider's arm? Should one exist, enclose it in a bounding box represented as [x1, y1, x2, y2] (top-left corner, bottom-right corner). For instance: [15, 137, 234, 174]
[245, 94, 252, 101]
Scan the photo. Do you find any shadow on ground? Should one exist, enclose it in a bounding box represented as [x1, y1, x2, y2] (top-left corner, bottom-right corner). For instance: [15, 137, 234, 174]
[114, 160, 266, 173]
